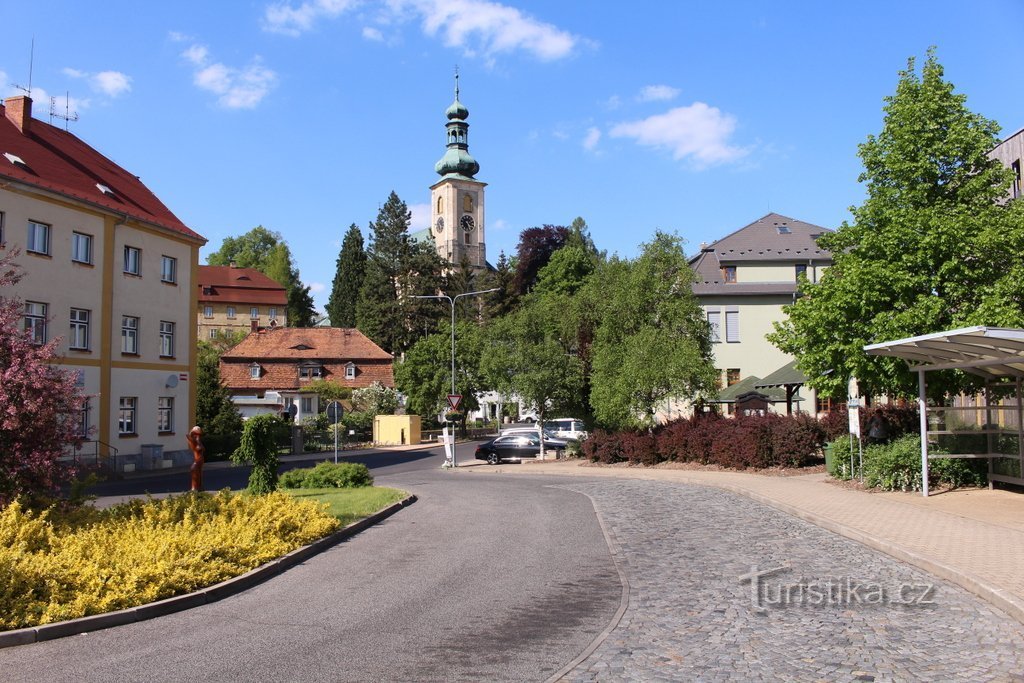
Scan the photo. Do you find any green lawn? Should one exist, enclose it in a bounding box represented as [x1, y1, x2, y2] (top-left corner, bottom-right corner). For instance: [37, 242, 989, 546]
[283, 486, 408, 525]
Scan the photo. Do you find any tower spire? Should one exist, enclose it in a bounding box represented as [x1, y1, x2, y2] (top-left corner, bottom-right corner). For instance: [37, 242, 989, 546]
[434, 70, 479, 179]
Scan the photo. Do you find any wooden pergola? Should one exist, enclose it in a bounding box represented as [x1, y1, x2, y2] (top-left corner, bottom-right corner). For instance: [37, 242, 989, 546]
[864, 326, 1024, 496]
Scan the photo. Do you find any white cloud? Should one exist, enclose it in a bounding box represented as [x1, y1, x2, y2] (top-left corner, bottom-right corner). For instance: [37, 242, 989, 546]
[62, 67, 86, 79]
[583, 126, 601, 151]
[263, 0, 580, 62]
[263, 0, 361, 36]
[605, 94, 622, 110]
[490, 218, 509, 232]
[308, 282, 326, 294]
[93, 71, 132, 97]
[610, 103, 748, 167]
[408, 202, 431, 229]
[180, 44, 277, 109]
[638, 84, 679, 102]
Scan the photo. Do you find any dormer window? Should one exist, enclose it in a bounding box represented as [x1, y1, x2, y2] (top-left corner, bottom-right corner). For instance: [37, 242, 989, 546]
[249, 363, 262, 380]
[298, 363, 323, 380]
[722, 266, 737, 283]
[345, 362, 356, 380]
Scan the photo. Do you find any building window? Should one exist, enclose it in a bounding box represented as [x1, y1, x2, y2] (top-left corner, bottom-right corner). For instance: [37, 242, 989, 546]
[209, 328, 219, 339]
[249, 364, 261, 379]
[24, 301, 47, 344]
[122, 315, 139, 354]
[70, 308, 90, 350]
[299, 365, 322, 379]
[226, 306, 236, 319]
[119, 397, 137, 435]
[159, 321, 175, 357]
[72, 232, 93, 264]
[203, 305, 213, 318]
[27, 221, 50, 255]
[1013, 160, 1022, 199]
[795, 264, 808, 281]
[345, 364, 356, 380]
[722, 265, 737, 283]
[707, 310, 721, 343]
[250, 307, 259, 319]
[269, 307, 278, 320]
[725, 310, 739, 343]
[157, 397, 174, 433]
[726, 368, 741, 387]
[301, 396, 314, 414]
[161, 256, 177, 283]
[124, 246, 141, 275]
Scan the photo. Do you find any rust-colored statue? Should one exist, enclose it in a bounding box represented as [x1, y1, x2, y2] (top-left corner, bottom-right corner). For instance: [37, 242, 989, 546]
[186, 425, 205, 491]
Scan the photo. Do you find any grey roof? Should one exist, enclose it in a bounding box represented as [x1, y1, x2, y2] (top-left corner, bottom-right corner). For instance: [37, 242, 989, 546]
[713, 375, 792, 403]
[690, 213, 833, 295]
[755, 360, 807, 388]
[864, 326, 1024, 382]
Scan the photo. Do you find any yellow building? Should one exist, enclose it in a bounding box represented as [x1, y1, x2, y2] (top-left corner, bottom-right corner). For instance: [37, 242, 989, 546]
[0, 96, 206, 471]
[197, 264, 288, 340]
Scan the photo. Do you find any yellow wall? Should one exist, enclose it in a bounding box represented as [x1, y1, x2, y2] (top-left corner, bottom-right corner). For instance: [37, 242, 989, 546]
[373, 415, 421, 446]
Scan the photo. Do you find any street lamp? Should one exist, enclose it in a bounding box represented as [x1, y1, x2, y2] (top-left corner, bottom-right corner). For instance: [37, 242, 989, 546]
[413, 287, 499, 466]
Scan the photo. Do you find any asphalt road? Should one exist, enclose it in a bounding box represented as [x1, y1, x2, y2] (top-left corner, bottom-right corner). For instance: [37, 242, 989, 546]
[2, 443, 623, 682]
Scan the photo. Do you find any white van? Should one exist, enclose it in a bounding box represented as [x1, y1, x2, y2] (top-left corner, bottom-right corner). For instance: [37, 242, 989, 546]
[544, 418, 588, 441]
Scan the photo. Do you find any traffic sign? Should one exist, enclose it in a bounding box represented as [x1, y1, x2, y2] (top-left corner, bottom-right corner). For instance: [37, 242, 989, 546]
[447, 394, 463, 411]
[326, 401, 344, 424]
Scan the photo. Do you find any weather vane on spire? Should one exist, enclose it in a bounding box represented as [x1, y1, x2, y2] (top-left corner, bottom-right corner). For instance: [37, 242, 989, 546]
[454, 65, 460, 99]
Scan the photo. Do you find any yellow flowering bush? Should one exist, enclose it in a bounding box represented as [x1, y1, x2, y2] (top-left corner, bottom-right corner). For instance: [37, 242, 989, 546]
[0, 490, 340, 630]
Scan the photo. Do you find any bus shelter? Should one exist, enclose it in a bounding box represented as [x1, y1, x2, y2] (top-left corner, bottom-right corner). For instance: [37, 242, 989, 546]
[864, 326, 1024, 496]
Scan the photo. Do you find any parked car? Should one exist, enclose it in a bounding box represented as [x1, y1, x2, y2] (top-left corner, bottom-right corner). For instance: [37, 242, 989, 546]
[499, 426, 564, 440]
[543, 418, 589, 441]
[475, 433, 569, 464]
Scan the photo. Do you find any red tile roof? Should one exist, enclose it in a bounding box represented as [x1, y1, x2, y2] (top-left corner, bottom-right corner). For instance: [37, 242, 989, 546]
[220, 327, 394, 391]
[0, 98, 204, 243]
[198, 266, 288, 305]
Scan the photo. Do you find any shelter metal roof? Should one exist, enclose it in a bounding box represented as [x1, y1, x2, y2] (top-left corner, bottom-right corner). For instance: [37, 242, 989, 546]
[755, 360, 806, 388]
[863, 326, 1024, 381]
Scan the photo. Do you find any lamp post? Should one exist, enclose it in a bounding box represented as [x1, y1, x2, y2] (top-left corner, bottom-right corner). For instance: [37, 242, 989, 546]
[413, 287, 499, 466]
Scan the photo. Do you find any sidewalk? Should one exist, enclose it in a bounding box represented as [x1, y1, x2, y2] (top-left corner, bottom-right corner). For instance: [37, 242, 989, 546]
[470, 458, 1024, 624]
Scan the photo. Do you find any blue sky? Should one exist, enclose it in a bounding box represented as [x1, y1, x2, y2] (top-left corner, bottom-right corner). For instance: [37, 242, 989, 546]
[5, 1, 1024, 311]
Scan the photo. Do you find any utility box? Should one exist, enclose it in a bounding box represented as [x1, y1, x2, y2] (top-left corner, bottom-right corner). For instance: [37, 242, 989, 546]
[374, 415, 421, 445]
[140, 444, 164, 470]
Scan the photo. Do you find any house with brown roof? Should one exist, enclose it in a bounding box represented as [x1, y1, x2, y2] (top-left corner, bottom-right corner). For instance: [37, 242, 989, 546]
[0, 95, 206, 470]
[197, 264, 288, 340]
[220, 327, 394, 422]
[684, 213, 833, 416]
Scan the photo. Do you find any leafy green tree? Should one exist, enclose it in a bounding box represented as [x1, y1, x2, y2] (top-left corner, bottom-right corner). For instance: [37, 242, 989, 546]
[195, 341, 243, 439]
[207, 226, 281, 269]
[769, 50, 1024, 399]
[265, 243, 316, 328]
[327, 224, 367, 328]
[231, 414, 288, 494]
[587, 232, 717, 430]
[307, 379, 353, 403]
[511, 225, 570, 296]
[475, 250, 518, 319]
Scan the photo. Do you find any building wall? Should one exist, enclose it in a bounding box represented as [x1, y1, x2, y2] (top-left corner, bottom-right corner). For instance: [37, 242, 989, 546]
[702, 295, 794, 385]
[429, 177, 487, 267]
[2, 186, 199, 464]
[990, 127, 1023, 201]
[198, 302, 286, 340]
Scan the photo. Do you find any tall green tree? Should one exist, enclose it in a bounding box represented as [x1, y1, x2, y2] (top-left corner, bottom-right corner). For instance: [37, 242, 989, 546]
[586, 232, 716, 429]
[476, 250, 518, 319]
[769, 50, 1024, 399]
[207, 226, 281, 269]
[195, 341, 243, 439]
[327, 224, 367, 328]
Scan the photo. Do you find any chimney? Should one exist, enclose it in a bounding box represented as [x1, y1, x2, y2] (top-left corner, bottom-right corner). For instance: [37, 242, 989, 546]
[3, 96, 32, 134]
[229, 260, 237, 268]
[250, 319, 260, 333]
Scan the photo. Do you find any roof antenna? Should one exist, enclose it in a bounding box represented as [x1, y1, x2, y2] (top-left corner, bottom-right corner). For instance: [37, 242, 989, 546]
[50, 92, 79, 131]
[13, 37, 35, 97]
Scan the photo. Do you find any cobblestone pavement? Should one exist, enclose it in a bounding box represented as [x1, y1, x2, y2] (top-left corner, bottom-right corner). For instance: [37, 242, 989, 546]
[554, 480, 1024, 682]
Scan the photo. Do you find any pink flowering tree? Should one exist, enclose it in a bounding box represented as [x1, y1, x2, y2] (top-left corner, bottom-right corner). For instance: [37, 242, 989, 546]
[0, 249, 87, 506]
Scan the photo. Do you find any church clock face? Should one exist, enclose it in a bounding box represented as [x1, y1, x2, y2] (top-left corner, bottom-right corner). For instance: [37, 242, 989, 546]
[460, 214, 475, 232]
[435, 216, 445, 233]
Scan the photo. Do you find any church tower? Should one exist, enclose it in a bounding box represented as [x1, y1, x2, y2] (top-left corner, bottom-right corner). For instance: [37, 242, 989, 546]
[430, 73, 487, 269]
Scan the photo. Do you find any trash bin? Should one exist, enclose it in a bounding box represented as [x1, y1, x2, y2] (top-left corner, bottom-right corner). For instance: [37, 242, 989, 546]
[823, 444, 834, 475]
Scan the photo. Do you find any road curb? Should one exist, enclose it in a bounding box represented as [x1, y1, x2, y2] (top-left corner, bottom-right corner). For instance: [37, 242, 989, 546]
[0, 494, 417, 649]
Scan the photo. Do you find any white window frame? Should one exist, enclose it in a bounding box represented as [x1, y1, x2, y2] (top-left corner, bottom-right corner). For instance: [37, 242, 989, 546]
[301, 396, 314, 414]
[157, 397, 174, 433]
[203, 305, 213, 318]
[250, 307, 259, 319]
[269, 307, 278, 320]
[249, 363, 261, 379]
[159, 320, 175, 357]
[707, 309, 721, 344]
[299, 364, 322, 380]
[226, 306, 236, 319]
[70, 308, 90, 350]
[160, 255, 177, 284]
[25, 301, 47, 344]
[123, 246, 141, 275]
[209, 328, 218, 339]
[345, 363, 356, 380]
[725, 310, 740, 343]
[27, 220, 50, 255]
[119, 397, 137, 435]
[72, 232, 93, 264]
[122, 315, 139, 354]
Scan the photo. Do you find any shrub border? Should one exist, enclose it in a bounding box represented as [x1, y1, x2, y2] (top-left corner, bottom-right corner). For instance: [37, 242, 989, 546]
[0, 493, 418, 649]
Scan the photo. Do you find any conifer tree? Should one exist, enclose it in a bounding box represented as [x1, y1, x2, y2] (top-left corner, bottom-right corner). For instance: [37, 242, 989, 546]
[327, 224, 367, 328]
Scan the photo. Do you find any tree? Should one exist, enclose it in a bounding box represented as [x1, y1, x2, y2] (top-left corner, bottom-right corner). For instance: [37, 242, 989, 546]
[511, 225, 570, 296]
[195, 341, 243, 440]
[769, 50, 1024, 399]
[476, 250, 518, 319]
[327, 224, 367, 328]
[0, 250, 88, 506]
[207, 225, 281, 270]
[231, 414, 288, 494]
[265, 243, 316, 328]
[586, 232, 717, 430]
